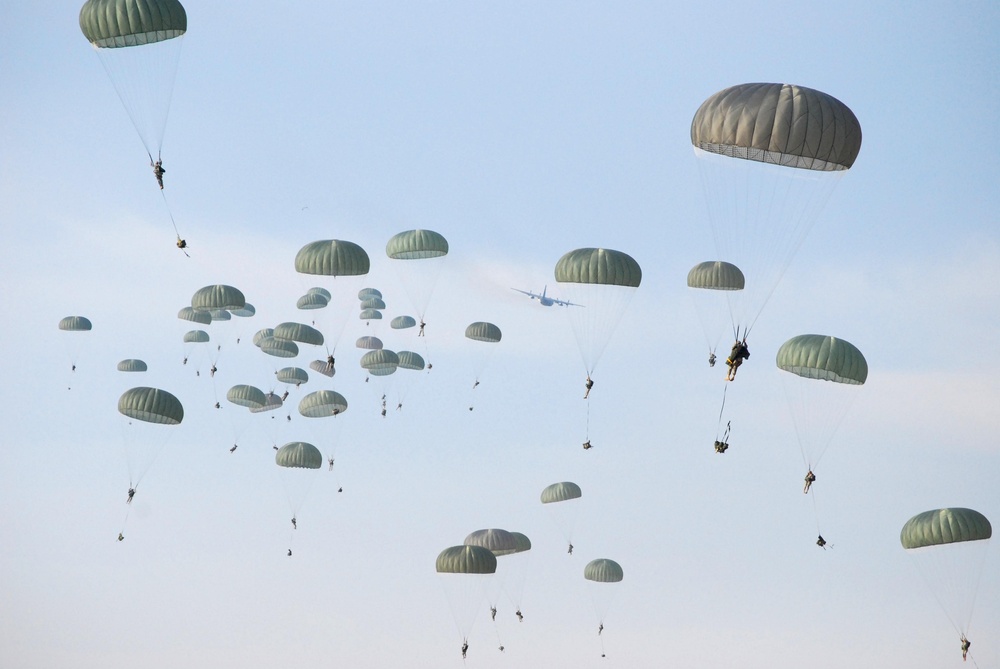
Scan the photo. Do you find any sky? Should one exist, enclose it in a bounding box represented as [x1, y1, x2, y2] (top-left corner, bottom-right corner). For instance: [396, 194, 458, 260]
[2, 2, 999, 668]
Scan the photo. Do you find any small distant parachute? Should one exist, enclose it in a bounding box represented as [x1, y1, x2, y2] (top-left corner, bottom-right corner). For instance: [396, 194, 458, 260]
[274, 442, 323, 543]
[178, 306, 212, 325]
[231, 303, 256, 318]
[391, 315, 417, 330]
[276, 367, 309, 386]
[358, 287, 382, 300]
[356, 336, 384, 351]
[183, 330, 210, 343]
[901, 508, 992, 642]
[258, 337, 299, 359]
[359, 308, 383, 322]
[464, 529, 518, 557]
[191, 285, 246, 313]
[273, 322, 324, 347]
[691, 82, 861, 334]
[465, 322, 502, 343]
[360, 297, 386, 311]
[226, 384, 266, 409]
[79, 0, 187, 162]
[585, 557, 624, 656]
[59, 316, 93, 331]
[386, 229, 449, 326]
[541, 482, 582, 552]
[776, 335, 867, 473]
[436, 545, 497, 648]
[360, 349, 399, 376]
[275, 441, 323, 469]
[308, 287, 332, 300]
[298, 390, 348, 418]
[250, 392, 283, 414]
[686, 261, 744, 357]
[309, 359, 336, 378]
[59, 316, 93, 371]
[297, 293, 329, 310]
[396, 351, 425, 371]
[209, 309, 231, 322]
[116, 359, 147, 372]
[555, 248, 641, 377]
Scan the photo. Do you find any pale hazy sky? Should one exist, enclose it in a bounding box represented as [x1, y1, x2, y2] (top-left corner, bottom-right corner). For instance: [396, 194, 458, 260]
[1, 2, 998, 668]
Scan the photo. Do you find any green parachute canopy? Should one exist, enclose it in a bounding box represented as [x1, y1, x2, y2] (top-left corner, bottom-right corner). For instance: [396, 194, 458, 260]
[226, 384, 266, 409]
[59, 316, 93, 331]
[464, 529, 518, 557]
[275, 442, 323, 469]
[510, 532, 532, 553]
[358, 287, 382, 300]
[465, 322, 502, 343]
[584, 558, 624, 583]
[555, 248, 642, 287]
[391, 315, 417, 330]
[259, 337, 299, 358]
[776, 335, 868, 385]
[691, 83, 862, 171]
[687, 261, 745, 290]
[298, 390, 348, 417]
[272, 322, 325, 347]
[359, 309, 383, 321]
[386, 229, 449, 260]
[80, 0, 187, 48]
[231, 303, 255, 318]
[116, 359, 147, 372]
[191, 284, 245, 312]
[118, 386, 183, 424]
[295, 240, 370, 277]
[252, 328, 274, 347]
[360, 349, 399, 376]
[178, 306, 212, 325]
[183, 329, 209, 344]
[209, 309, 231, 322]
[360, 297, 387, 310]
[276, 367, 309, 385]
[308, 286, 332, 300]
[901, 508, 992, 550]
[541, 481, 582, 504]
[355, 336, 384, 350]
[435, 545, 498, 574]
[297, 293, 328, 310]
[396, 350, 425, 371]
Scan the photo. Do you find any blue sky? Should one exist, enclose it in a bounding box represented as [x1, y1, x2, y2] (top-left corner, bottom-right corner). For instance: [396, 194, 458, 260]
[1, 2, 998, 667]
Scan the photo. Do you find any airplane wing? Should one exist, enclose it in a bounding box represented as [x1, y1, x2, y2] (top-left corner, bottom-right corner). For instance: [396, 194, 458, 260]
[553, 298, 583, 307]
[511, 288, 540, 299]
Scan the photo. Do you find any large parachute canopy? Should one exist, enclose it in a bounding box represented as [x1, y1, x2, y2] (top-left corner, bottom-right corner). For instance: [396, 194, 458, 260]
[295, 240, 370, 277]
[464, 322, 502, 343]
[258, 337, 299, 359]
[226, 384, 266, 410]
[356, 336, 384, 351]
[776, 334, 867, 472]
[584, 558, 624, 583]
[900, 508, 992, 639]
[541, 482, 582, 549]
[391, 315, 417, 330]
[555, 248, 641, 375]
[80, 0, 187, 160]
[276, 367, 309, 386]
[360, 349, 399, 376]
[297, 293, 329, 310]
[691, 82, 861, 335]
[540, 481, 582, 504]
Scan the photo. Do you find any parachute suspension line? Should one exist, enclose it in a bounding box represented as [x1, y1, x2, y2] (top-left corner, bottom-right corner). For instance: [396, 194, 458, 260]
[715, 384, 728, 440]
[810, 486, 823, 536]
[159, 191, 182, 239]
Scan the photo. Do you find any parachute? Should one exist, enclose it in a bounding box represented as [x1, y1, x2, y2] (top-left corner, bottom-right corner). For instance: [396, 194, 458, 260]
[360, 297, 386, 311]
[555, 248, 641, 377]
[79, 0, 187, 162]
[776, 335, 867, 472]
[391, 315, 417, 330]
[464, 528, 518, 557]
[686, 261, 744, 360]
[541, 482, 582, 552]
[177, 306, 212, 325]
[296, 293, 328, 310]
[294, 240, 370, 353]
[436, 545, 497, 651]
[272, 322, 324, 347]
[464, 322, 501, 406]
[309, 359, 336, 378]
[117, 387, 183, 495]
[691, 82, 862, 335]
[258, 337, 299, 359]
[584, 558, 624, 656]
[385, 229, 449, 327]
[274, 442, 323, 548]
[59, 316, 93, 373]
[901, 508, 992, 641]
[298, 390, 349, 418]
[225, 384, 267, 450]
[355, 336, 384, 351]
[276, 367, 309, 386]
[116, 359, 147, 372]
[191, 285, 246, 313]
